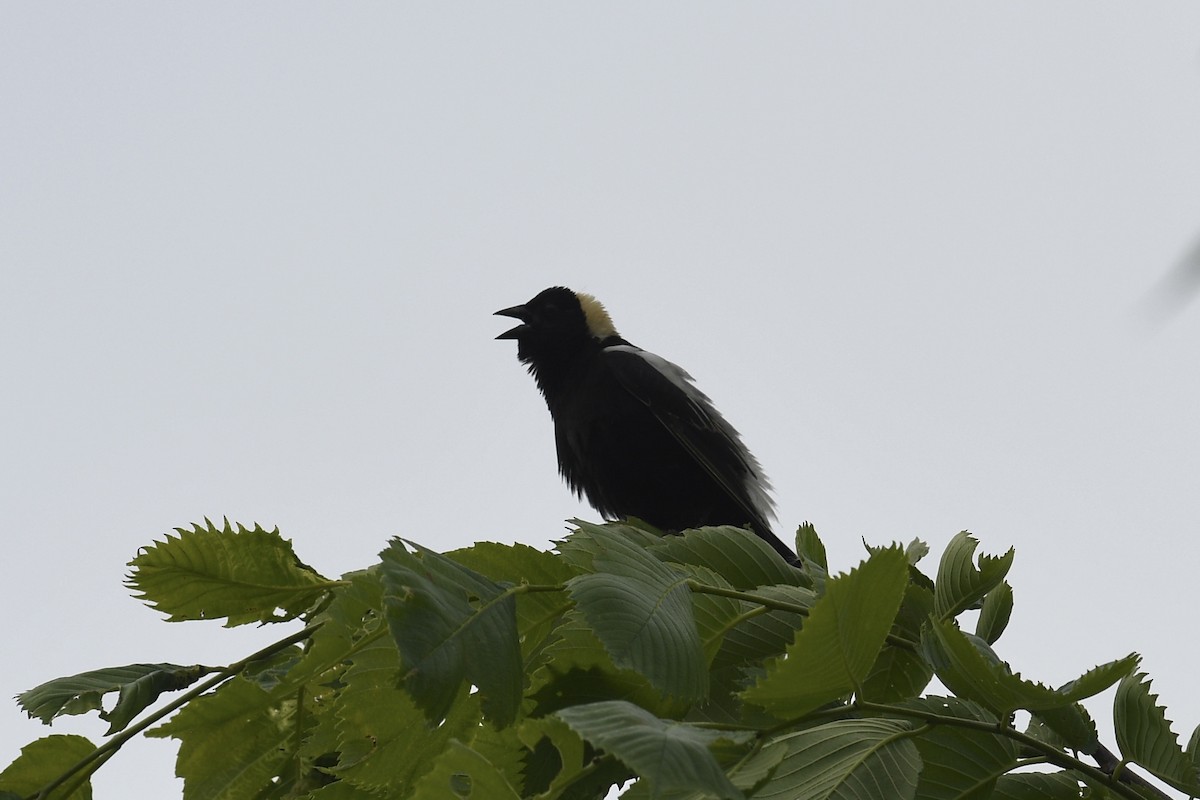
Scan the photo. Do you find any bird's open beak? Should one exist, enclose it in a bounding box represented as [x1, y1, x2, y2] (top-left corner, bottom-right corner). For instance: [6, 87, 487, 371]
[494, 304, 529, 340]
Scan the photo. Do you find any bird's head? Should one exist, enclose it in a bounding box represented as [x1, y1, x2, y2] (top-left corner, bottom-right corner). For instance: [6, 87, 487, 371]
[495, 286, 618, 366]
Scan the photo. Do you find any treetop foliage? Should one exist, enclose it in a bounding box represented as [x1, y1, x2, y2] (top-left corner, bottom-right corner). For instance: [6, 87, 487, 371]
[3, 518, 1198, 800]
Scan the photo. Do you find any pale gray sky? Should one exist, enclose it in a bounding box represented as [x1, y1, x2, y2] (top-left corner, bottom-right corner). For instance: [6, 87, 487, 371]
[4, 4, 1200, 797]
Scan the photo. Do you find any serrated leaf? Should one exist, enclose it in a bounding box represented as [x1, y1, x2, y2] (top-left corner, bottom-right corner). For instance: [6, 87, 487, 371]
[410, 740, 522, 799]
[898, 697, 1017, 800]
[650, 526, 809, 589]
[742, 718, 920, 800]
[1031, 703, 1100, 753]
[921, 619, 1137, 715]
[741, 547, 909, 718]
[333, 634, 481, 794]
[466, 719, 528, 795]
[0, 734, 95, 800]
[933, 532, 1014, 621]
[991, 772, 1083, 799]
[976, 581, 1013, 645]
[148, 663, 296, 800]
[795, 522, 828, 572]
[556, 700, 752, 800]
[378, 539, 522, 726]
[18, 662, 214, 734]
[566, 529, 707, 703]
[1114, 672, 1200, 794]
[126, 520, 334, 627]
[558, 520, 661, 570]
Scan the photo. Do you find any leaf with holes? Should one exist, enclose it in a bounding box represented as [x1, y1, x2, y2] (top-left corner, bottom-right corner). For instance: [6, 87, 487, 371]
[18, 662, 214, 735]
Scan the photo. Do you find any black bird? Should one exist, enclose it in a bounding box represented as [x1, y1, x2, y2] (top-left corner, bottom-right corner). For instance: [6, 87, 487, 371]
[495, 286, 796, 563]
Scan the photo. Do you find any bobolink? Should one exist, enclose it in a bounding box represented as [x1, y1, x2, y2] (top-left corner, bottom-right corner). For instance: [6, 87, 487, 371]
[496, 286, 796, 563]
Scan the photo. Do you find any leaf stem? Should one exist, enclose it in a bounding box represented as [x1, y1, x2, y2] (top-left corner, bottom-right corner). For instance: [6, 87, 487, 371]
[685, 580, 919, 651]
[855, 700, 1171, 800]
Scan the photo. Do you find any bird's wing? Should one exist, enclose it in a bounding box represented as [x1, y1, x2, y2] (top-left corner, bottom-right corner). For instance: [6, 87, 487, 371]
[601, 344, 777, 532]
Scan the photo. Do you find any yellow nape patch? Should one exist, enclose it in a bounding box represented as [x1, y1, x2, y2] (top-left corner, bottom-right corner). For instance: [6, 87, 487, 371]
[576, 292, 618, 339]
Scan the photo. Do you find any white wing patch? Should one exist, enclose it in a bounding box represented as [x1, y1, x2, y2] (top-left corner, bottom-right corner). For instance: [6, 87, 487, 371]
[605, 344, 776, 523]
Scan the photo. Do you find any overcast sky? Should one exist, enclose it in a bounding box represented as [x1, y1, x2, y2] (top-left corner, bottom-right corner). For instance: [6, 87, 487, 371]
[4, 4, 1200, 797]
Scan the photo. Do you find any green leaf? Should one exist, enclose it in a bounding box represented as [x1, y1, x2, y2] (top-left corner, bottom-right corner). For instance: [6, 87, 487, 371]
[566, 529, 708, 703]
[795, 522, 828, 572]
[126, 519, 334, 627]
[861, 580, 936, 703]
[650, 525, 808, 589]
[1114, 672, 1200, 794]
[932, 532, 1014, 621]
[333, 633, 482, 795]
[18, 663, 214, 734]
[449, 541, 577, 662]
[898, 697, 1017, 800]
[711, 584, 813, 670]
[893, 581, 935, 643]
[275, 573, 391, 787]
[378, 539, 522, 726]
[282, 570, 385, 706]
[921, 619, 1138, 715]
[410, 740, 522, 799]
[148, 666, 296, 800]
[741, 718, 920, 800]
[468, 721, 529, 796]
[904, 538, 930, 565]
[556, 700, 752, 800]
[1189, 723, 1200, 776]
[741, 546, 909, 718]
[1031, 703, 1100, 753]
[975, 581, 1013, 645]
[671, 563, 749, 664]
[558, 519, 661, 570]
[520, 714, 592, 797]
[861, 646, 933, 704]
[527, 611, 685, 720]
[990, 772, 1083, 799]
[306, 784, 388, 800]
[0, 734, 95, 800]
[523, 714, 638, 799]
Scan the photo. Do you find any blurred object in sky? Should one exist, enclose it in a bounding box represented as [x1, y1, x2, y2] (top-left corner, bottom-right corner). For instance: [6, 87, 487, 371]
[1140, 230, 1200, 323]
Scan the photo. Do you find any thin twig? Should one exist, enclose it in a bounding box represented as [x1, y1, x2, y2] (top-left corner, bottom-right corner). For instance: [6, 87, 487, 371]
[29, 622, 322, 800]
